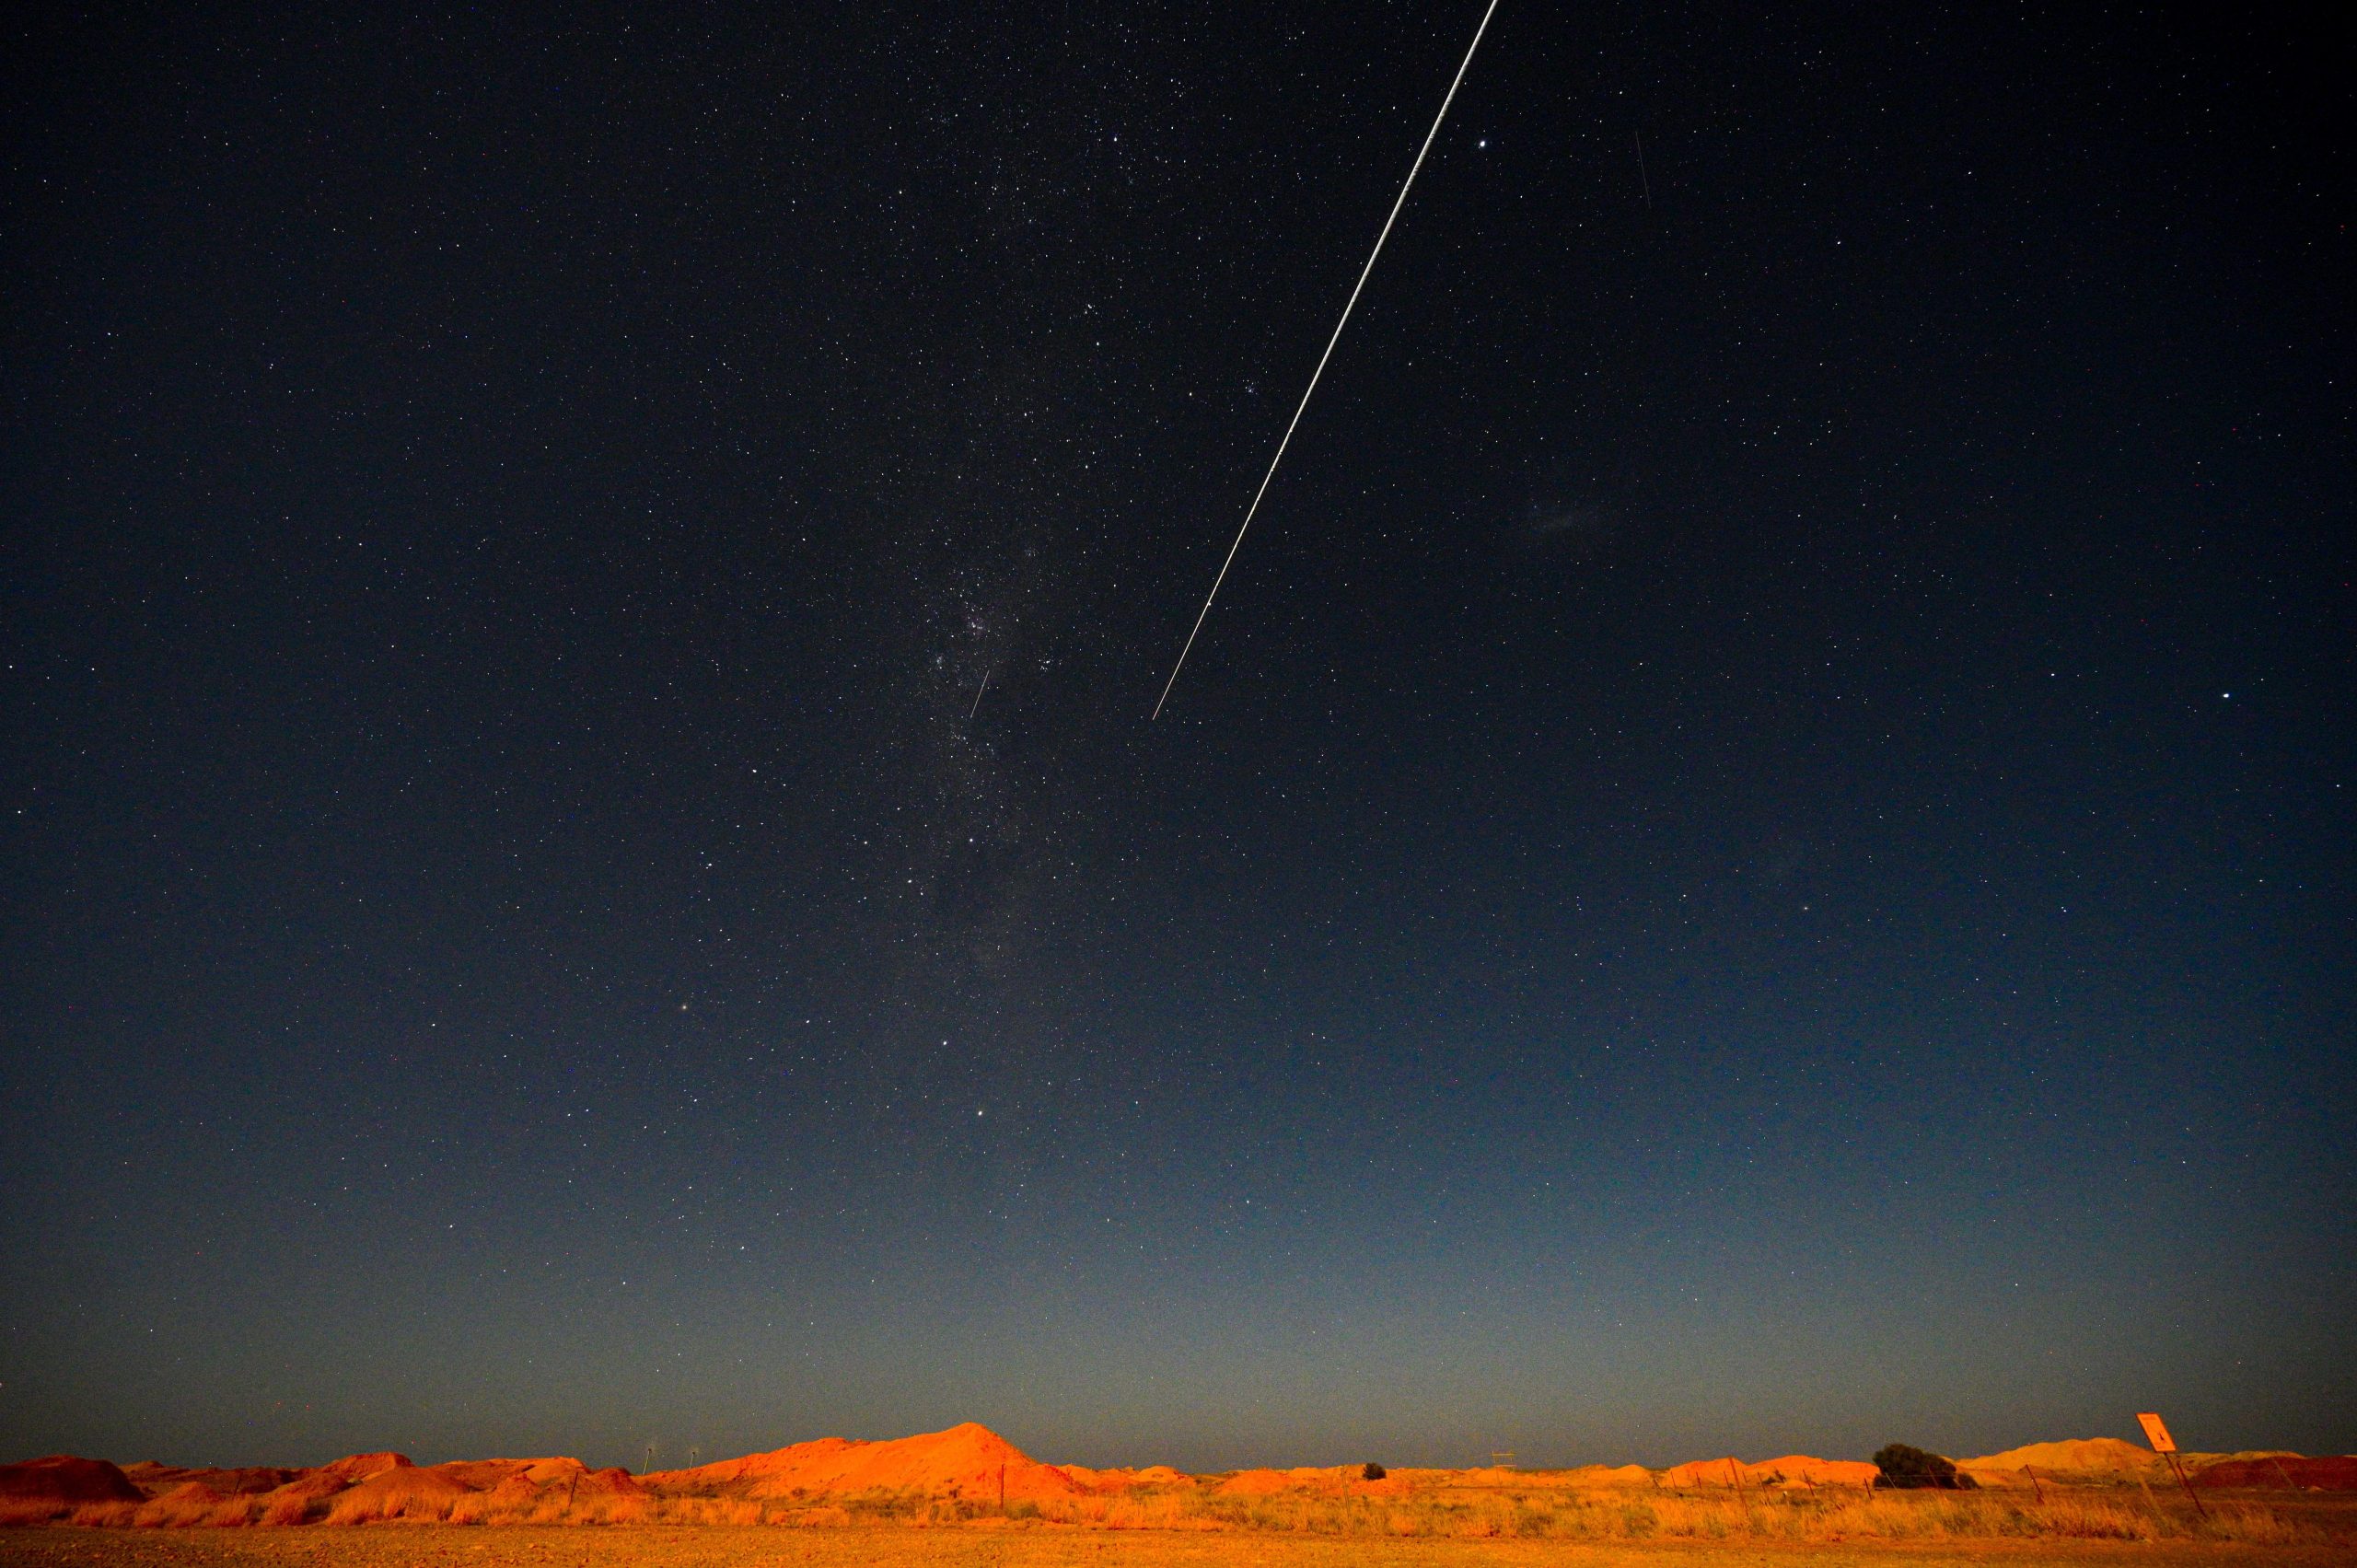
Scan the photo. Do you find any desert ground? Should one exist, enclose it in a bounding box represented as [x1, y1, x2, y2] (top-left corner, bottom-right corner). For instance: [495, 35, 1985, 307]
[5, 1524, 2357, 1568]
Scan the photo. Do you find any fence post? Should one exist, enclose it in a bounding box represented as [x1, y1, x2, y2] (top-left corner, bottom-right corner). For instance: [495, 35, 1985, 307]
[2161, 1452, 2208, 1521]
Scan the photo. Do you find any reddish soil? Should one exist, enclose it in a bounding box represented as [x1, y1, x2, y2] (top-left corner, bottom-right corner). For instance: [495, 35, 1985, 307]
[0, 1456, 142, 1505]
[2196, 1457, 2357, 1491]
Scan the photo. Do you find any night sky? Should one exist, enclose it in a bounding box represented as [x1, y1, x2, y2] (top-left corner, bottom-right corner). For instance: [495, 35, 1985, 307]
[4, 0, 2351, 1475]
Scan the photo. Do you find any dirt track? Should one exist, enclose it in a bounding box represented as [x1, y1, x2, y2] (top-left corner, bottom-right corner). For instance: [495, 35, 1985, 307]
[4, 1528, 2351, 1568]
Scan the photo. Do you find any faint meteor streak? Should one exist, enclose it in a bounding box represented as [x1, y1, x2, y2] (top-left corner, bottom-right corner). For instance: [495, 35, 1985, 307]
[1151, 0, 1502, 720]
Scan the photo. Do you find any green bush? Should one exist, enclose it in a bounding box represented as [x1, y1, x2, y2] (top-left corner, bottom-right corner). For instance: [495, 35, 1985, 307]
[1362, 1462, 1387, 1481]
[1871, 1444, 1976, 1490]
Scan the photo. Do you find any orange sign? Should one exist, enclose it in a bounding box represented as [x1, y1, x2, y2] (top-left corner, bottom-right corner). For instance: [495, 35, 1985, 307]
[2136, 1411, 2177, 1454]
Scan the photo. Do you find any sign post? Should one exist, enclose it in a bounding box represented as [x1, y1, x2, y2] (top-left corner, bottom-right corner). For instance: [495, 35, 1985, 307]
[2136, 1411, 2208, 1520]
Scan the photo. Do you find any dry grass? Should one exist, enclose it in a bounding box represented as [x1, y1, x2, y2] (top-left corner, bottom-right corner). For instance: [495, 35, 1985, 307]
[132, 1484, 259, 1528]
[0, 1522, 2350, 1568]
[5, 1479, 2343, 1553]
[599, 1481, 2319, 1547]
[1092, 1485, 2318, 1545]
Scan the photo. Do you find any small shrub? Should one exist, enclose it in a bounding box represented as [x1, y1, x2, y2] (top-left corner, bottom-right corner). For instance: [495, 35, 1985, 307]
[1362, 1462, 1387, 1481]
[1872, 1445, 1974, 1490]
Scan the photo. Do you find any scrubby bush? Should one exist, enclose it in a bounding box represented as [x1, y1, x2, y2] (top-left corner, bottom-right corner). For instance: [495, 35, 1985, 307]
[1872, 1445, 1975, 1490]
[1362, 1463, 1387, 1481]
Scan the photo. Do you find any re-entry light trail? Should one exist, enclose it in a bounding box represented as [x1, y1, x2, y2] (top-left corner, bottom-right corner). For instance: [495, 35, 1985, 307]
[1150, 0, 1502, 720]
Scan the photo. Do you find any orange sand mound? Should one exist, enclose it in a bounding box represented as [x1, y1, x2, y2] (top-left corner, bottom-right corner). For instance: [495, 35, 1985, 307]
[1213, 1466, 1407, 1496]
[482, 1474, 545, 1505]
[1657, 1455, 1875, 1488]
[121, 1462, 298, 1497]
[254, 1470, 352, 1527]
[260, 1471, 351, 1503]
[321, 1463, 478, 1524]
[0, 1455, 144, 1507]
[448, 1473, 545, 1524]
[1958, 1437, 2160, 1474]
[577, 1466, 644, 1496]
[645, 1422, 1078, 1504]
[426, 1459, 528, 1491]
[1054, 1464, 1190, 1493]
[133, 1481, 240, 1527]
[1446, 1467, 1525, 1487]
[420, 1457, 589, 1491]
[1752, 1455, 1879, 1487]
[314, 1452, 412, 1482]
[1215, 1468, 1318, 1495]
[1403, 1464, 1644, 1489]
[1568, 1464, 1656, 1486]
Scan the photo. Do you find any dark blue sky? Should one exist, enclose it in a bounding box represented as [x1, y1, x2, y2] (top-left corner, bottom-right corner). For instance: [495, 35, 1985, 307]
[4, 0, 2350, 1472]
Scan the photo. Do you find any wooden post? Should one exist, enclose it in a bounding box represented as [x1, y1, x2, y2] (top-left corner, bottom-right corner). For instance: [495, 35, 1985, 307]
[2162, 1452, 2208, 1521]
[2025, 1464, 2045, 1506]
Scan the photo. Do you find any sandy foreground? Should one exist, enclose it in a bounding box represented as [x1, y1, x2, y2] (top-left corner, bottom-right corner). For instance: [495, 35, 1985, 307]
[3, 1528, 2351, 1568]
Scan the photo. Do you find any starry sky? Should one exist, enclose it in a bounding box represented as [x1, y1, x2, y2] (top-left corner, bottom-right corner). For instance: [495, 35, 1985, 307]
[3, 0, 2351, 1474]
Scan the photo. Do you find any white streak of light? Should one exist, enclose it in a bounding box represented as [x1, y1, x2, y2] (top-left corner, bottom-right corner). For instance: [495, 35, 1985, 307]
[1152, 0, 1503, 721]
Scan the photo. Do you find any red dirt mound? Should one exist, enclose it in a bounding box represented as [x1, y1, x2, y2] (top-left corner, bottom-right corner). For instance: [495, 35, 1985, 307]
[1565, 1465, 1655, 1486]
[1657, 1456, 1876, 1488]
[2195, 1456, 2357, 1491]
[447, 1472, 548, 1524]
[1748, 1456, 1879, 1487]
[1058, 1463, 1190, 1492]
[646, 1422, 1079, 1504]
[133, 1481, 239, 1527]
[1213, 1466, 1403, 1496]
[482, 1473, 544, 1505]
[427, 1458, 538, 1490]
[321, 1463, 477, 1524]
[0, 1456, 144, 1506]
[314, 1451, 412, 1482]
[120, 1463, 299, 1497]
[256, 1470, 352, 1526]
[262, 1471, 351, 1502]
